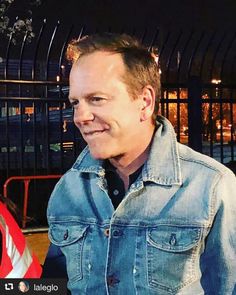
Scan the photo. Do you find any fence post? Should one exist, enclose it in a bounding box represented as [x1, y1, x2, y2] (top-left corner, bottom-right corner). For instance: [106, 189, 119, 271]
[188, 76, 202, 153]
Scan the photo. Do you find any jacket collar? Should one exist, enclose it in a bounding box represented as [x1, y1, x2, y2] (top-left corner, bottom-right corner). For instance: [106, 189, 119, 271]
[143, 116, 182, 186]
[72, 116, 182, 186]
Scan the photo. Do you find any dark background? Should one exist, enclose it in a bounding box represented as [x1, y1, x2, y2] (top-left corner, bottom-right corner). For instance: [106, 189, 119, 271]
[2, 0, 236, 228]
[8, 0, 236, 33]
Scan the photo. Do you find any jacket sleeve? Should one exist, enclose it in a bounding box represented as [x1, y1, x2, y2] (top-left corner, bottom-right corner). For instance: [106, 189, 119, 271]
[200, 169, 236, 294]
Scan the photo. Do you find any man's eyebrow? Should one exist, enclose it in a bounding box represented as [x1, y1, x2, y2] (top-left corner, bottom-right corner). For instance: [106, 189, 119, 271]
[69, 92, 107, 100]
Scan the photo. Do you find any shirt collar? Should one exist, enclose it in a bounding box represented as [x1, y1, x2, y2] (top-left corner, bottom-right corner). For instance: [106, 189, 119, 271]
[72, 116, 182, 186]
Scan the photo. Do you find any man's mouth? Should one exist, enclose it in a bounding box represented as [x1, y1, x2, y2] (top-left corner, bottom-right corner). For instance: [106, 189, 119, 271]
[83, 130, 106, 136]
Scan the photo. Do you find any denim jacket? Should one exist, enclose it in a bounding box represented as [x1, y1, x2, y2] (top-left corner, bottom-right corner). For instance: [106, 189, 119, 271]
[47, 116, 236, 295]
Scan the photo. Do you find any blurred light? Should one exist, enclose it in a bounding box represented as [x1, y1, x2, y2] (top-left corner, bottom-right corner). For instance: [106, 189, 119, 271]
[211, 79, 221, 84]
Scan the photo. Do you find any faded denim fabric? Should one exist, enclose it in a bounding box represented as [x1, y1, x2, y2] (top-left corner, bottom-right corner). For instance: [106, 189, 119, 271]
[47, 116, 236, 295]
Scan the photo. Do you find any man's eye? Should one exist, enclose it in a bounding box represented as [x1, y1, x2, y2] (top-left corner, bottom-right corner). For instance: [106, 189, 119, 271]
[91, 96, 104, 102]
[70, 100, 79, 108]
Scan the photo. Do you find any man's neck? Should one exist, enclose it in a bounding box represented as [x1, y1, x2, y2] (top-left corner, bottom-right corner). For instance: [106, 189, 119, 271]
[114, 155, 147, 191]
[109, 125, 155, 190]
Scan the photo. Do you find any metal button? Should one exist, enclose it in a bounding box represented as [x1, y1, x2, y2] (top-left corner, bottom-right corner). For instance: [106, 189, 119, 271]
[169, 233, 177, 246]
[104, 228, 110, 237]
[113, 189, 119, 196]
[63, 230, 68, 240]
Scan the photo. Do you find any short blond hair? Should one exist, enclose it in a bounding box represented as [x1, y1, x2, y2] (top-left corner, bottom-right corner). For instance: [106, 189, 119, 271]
[66, 33, 161, 120]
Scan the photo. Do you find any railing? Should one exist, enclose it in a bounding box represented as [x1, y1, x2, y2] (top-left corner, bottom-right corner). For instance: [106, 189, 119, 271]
[1, 22, 236, 224]
[3, 175, 62, 228]
[0, 95, 86, 182]
[2, 26, 236, 85]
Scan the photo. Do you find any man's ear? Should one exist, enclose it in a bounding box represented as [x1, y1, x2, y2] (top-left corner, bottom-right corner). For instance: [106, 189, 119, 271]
[140, 85, 155, 121]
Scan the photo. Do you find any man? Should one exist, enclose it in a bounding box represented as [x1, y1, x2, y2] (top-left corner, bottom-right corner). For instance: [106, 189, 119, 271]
[45, 33, 236, 294]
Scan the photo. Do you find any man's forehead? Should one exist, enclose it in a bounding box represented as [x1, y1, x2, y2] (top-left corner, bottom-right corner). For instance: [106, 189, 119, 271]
[69, 51, 127, 98]
[70, 51, 126, 83]
[74, 50, 124, 70]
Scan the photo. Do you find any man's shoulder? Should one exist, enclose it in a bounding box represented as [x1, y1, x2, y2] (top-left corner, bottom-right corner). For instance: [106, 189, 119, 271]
[177, 142, 234, 177]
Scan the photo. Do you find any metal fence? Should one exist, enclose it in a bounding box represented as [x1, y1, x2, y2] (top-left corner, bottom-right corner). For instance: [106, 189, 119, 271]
[1, 21, 236, 184]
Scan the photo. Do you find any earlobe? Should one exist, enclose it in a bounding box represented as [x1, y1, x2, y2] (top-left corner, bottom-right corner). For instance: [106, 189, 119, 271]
[140, 86, 155, 121]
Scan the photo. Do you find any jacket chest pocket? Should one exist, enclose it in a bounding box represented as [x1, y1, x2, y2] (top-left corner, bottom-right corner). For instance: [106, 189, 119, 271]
[49, 223, 89, 285]
[147, 225, 202, 293]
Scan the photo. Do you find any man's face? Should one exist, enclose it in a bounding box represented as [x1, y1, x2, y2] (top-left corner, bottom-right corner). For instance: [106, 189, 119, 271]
[69, 51, 147, 160]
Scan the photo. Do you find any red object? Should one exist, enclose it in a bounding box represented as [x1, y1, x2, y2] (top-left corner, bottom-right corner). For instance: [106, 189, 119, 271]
[0, 202, 42, 278]
[3, 175, 62, 228]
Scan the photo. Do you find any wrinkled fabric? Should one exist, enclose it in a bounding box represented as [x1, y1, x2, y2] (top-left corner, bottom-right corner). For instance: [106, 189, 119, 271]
[47, 116, 236, 295]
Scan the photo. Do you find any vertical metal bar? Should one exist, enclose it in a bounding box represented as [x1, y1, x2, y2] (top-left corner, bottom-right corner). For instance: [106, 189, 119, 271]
[229, 55, 236, 84]
[31, 20, 47, 179]
[18, 31, 28, 96]
[177, 29, 195, 82]
[209, 91, 214, 158]
[32, 101, 37, 200]
[158, 30, 170, 61]
[32, 19, 47, 81]
[188, 76, 202, 152]
[209, 32, 227, 81]
[22, 179, 30, 228]
[4, 21, 15, 177]
[220, 32, 236, 80]
[166, 90, 169, 119]
[58, 24, 75, 74]
[19, 101, 24, 174]
[45, 20, 60, 96]
[43, 21, 60, 172]
[208, 32, 227, 162]
[199, 31, 216, 79]
[219, 90, 224, 163]
[4, 30, 14, 96]
[175, 30, 196, 144]
[59, 102, 63, 171]
[188, 31, 205, 78]
[160, 89, 165, 116]
[221, 33, 236, 162]
[229, 97, 234, 161]
[176, 88, 181, 142]
[57, 25, 75, 98]
[32, 101, 37, 174]
[165, 30, 182, 83]
[5, 101, 10, 177]
[45, 101, 49, 173]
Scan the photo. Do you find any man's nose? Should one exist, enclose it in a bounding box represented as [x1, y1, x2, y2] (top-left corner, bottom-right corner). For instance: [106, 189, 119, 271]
[73, 102, 94, 124]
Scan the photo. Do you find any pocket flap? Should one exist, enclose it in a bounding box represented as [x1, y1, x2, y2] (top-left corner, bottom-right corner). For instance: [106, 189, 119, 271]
[49, 223, 88, 246]
[148, 225, 201, 252]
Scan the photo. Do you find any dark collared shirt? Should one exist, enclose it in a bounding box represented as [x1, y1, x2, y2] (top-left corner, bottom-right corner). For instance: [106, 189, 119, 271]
[104, 161, 143, 209]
